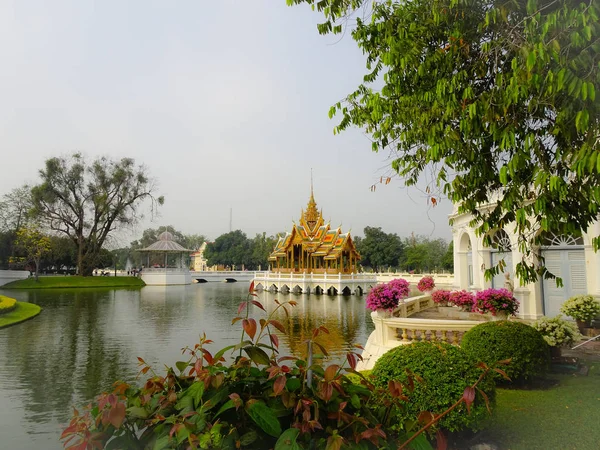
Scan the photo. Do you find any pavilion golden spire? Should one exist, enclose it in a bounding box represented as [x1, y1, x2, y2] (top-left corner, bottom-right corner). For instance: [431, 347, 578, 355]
[303, 170, 320, 231]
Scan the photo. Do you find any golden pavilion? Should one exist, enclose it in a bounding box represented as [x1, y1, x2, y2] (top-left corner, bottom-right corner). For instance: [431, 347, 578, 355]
[269, 190, 360, 274]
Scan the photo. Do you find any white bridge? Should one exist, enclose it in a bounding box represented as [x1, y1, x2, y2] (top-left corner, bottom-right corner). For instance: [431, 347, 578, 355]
[190, 271, 267, 283]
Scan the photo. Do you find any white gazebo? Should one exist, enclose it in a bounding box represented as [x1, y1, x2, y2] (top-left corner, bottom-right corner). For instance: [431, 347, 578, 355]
[137, 231, 192, 286]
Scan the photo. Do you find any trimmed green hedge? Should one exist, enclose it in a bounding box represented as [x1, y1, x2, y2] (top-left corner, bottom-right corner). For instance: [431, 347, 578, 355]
[371, 342, 495, 433]
[0, 301, 41, 328]
[461, 321, 550, 384]
[3, 276, 145, 289]
[0, 295, 17, 314]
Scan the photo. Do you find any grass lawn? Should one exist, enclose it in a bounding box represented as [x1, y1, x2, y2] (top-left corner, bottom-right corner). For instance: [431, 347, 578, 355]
[3, 276, 145, 289]
[462, 362, 600, 449]
[0, 301, 41, 328]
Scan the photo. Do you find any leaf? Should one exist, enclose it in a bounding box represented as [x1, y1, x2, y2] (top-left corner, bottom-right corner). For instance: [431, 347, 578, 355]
[285, 377, 302, 392]
[269, 319, 286, 334]
[436, 429, 447, 450]
[214, 399, 235, 419]
[405, 432, 434, 450]
[251, 300, 266, 311]
[152, 435, 171, 450]
[274, 428, 301, 450]
[187, 382, 205, 409]
[476, 387, 492, 414]
[242, 319, 257, 340]
[175, 361, 188, 373]
[313, 341, 329, 357]
[417, 411, 434, 426]
[108, 402, 126, 429]
[493, 367, 511, 381]
[273, 375, 287, 396]
[246, 401, 282, 437]
[270, 333, 280, 348]
[324, 365, 339, 382]
[346, 352, 357, 370]
[249, 281, 255, 292]
[240, 430, 259, 446]
[463, 386, 475, 414]
[237, 302, 247, 315]
[244, 346, 271, 365]
[127, 406, 149, 419]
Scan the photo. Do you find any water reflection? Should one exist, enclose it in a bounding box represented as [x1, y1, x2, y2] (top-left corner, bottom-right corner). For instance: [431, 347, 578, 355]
[0, 283, 373, 450]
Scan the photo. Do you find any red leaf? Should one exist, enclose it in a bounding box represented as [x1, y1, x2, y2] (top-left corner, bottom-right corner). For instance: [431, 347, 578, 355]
[463, 386, 475, 414]
[497, 358, 512, 365]
[194, 358, 202, 375]
[477, 387, 492, 414]
[249, 281, 255, 292]
[313, 341, 329, 357]
[493, 368, 511, 381]
[237, 302, 247, 316]
[201, 348, 214, 365]
[269, 319, 286, 334]
[346, 353, 357, 370]
[270, 333, 280, 348]
[273, 375, 286, 395]
[417, 411, 434, 426]
[108, 402, 126, 429]
[232, 317, 242, 325]
[251, 300, 265, 311]
[436, 429, 447, 450]
[242, 319, 257, 340]
[278, 356, 298, 363]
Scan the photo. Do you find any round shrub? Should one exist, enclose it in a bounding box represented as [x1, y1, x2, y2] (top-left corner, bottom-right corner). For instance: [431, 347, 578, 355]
[0, 295, 17, 314]
[461, 321, 550, 383]
[560, 295, 600, 324]
[371, 342, 495, 433]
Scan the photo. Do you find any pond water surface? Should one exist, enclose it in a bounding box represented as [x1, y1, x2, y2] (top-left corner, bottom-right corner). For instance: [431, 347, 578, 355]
[0, 283, 373, 450]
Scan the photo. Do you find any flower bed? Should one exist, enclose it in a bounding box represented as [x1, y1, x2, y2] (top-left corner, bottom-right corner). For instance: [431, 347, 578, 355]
[0, 295, 17, 314]
[417, 276, 435, 292]
[473, 288, 519, 317]
[365, 278, 410, 311]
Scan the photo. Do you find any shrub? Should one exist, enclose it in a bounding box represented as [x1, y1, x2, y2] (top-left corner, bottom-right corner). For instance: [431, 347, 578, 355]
[449, 290, 475, 311]
[366, 278, 410, 311]
[461, 321, 550, 383]
[0, 295, 17, 314]
[560, 295, 600, 324]
[473, 288, 519, 316]
[417, 276, 435, 292]
[432, 290, 451, 306]
[531, 315, 582, 347]
[371, 342, 496, 433]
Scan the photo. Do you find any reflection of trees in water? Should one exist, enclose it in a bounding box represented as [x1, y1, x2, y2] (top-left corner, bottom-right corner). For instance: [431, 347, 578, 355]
[0, 289, 136, 426]
[137, 285, 191, 338]
[256, 291, 368, 362]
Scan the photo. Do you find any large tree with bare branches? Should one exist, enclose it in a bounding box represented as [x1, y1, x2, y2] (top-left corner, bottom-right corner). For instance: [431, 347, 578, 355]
[30, 154, 164, 276]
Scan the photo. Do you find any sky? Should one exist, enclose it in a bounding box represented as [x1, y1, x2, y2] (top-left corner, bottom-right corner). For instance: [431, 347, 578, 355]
[0, 0, 453, 246]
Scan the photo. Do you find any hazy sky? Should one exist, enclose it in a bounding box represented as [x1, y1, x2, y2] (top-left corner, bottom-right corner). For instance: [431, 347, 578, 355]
[0, 0, 453, 245]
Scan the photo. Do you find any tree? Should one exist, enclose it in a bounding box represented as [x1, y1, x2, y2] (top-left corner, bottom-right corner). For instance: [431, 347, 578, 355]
[0, 185, 32, 233]
[14, 226, 52, 281]
[442, 241, 454, 272]
[354, 226, 403, 272]
[45, 235, 78, 273]
[249, 232, 279, 270]
[288, 0, 600, 283]
[400, 234, 450, 273]
[30, 154, 163, 276]
[204, 230, 251, 269]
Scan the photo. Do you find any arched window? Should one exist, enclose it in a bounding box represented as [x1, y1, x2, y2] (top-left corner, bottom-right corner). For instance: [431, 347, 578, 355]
[492, 230, 512, 251]
[541, 232, 584, 247]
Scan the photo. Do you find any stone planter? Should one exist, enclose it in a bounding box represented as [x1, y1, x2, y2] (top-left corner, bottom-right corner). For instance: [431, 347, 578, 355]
[490, 311, 509, 321]
[375, 309, 392, 319]
[576, 320, 590, 333]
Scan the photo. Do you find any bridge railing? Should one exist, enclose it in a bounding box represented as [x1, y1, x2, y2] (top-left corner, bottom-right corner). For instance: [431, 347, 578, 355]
[252, 271, 377, 283]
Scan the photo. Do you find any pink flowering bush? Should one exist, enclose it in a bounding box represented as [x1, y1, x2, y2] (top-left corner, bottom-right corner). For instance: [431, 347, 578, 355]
[366, 278, 411, 311]
[432, 290, 451, 306]
[474, 288, 519, 316]
[449, 290, 476, 311]
[417, 276, 435, 292]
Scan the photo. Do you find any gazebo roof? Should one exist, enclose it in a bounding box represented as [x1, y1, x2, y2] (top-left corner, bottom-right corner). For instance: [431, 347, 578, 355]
[138, 231, 192, 253]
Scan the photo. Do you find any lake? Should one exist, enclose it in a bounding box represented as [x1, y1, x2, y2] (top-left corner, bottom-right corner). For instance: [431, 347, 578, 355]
[0, 283, 374, 449]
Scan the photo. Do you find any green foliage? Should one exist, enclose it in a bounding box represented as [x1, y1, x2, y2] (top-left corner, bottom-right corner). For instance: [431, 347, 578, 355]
[400, 234, 449, 273]
[14, 226, 52, 281]
[371, 342, 495, 433]
[30, 153, 164, 276]
[530, 315, 581, 348]
[61, 285, 499, 450]
[354, 226, 403, 272]
[289, 0, 600, 284]
[203, 231, 278, 270]
[462, 321, 550, 383]
[559, 295, 600, 323]
[0, 295, 17, 314]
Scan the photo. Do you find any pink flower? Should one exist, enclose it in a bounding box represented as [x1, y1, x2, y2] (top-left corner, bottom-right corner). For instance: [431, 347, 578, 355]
[366, 278, 410, 311]
[417, 276, 436, 292]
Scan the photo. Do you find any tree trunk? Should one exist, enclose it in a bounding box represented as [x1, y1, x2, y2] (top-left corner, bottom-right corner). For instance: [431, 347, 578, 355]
[34, 257, 40, 282]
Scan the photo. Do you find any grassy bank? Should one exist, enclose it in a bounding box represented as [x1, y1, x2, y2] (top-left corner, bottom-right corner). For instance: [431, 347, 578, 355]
[0, 301, 42, 328]
[3, 276, 145, 289]
[461, 363, 600, 449]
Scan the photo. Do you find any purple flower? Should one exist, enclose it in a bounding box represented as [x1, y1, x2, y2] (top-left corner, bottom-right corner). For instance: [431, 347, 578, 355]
[366, 278, 410, 311]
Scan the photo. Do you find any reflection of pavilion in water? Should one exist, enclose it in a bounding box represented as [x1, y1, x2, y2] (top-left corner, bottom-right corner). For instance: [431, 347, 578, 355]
[258, 290, 369, 361]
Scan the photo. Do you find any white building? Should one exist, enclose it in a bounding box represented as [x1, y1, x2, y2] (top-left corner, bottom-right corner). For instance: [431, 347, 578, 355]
[451, 202, 600, 319]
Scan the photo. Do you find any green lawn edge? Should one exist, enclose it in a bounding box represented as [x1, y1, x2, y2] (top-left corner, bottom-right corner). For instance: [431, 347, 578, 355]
[0, 301, 42, 329]
[2, 276, 146, 289]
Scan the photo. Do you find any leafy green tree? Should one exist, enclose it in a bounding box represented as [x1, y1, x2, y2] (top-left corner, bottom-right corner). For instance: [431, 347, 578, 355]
[401, 234, 449, 273]
[288, 0, 600, 283]
[204, 230, 251, 269]
[249, 233, 279, 270]
[442, 241, 454, 272]
[15, 226, 52, 281]
[355, 226, 403, 272]
[45, 235, 77, 272]
[30, 154, 164, 276]
[0, 185, 32, 233]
